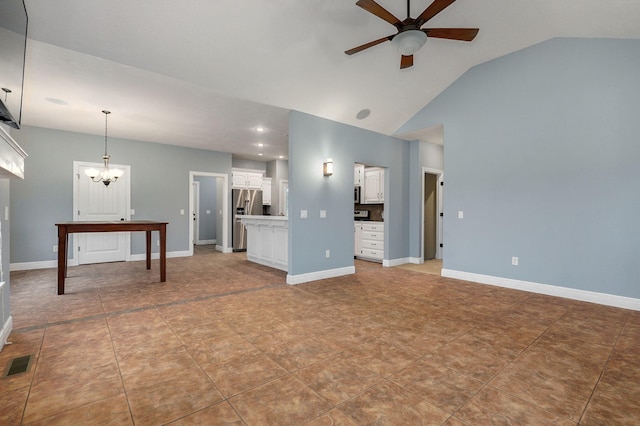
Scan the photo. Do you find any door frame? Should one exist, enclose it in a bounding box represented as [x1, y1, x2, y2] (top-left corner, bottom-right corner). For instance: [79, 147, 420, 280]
[192, 181, 200, 245]
[72, 161, 132, 266]
[188, 171, 229, 255]
[421, 167, 443, 262]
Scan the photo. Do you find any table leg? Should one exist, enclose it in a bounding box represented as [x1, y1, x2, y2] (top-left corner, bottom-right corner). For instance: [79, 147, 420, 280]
[146, 230, 151, 270]
[57, 226, 67, 295]
[159, 224, 166, 282]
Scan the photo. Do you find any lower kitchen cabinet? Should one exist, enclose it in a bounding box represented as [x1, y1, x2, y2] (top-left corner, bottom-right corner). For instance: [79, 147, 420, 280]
[355, 221, 384, 261]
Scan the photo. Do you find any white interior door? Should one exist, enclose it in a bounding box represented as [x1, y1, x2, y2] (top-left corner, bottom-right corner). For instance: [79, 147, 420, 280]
[74, 162, 130, 265]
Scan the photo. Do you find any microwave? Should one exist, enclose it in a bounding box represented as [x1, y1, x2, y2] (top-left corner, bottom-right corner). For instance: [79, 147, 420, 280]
[354, 186, 362, 203]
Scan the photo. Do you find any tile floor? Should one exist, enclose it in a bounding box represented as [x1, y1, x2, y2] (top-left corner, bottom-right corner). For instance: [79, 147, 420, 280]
[1, 246, 639, 425]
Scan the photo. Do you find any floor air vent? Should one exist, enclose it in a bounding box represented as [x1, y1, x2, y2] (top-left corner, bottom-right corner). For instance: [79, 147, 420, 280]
[3, 355, 33, 377]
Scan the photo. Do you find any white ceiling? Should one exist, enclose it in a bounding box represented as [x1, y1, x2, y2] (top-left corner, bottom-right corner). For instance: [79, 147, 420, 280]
[17, 0, 640, 160]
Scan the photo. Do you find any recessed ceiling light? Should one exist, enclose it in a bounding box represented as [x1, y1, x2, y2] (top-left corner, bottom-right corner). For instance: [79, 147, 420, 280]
[258, 153, 263, 156]
[356, 109, 371, 120]
[255, 126, 266, 132]
[279, 155, 284, 159]
[257, 143, 264, 147]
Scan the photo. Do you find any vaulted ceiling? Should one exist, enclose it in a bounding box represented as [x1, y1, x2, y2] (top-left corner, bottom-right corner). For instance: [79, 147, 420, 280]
[18, 0, 640, 160]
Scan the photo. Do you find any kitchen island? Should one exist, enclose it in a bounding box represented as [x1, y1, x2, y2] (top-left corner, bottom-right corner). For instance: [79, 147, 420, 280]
[240, 215, 288, 272]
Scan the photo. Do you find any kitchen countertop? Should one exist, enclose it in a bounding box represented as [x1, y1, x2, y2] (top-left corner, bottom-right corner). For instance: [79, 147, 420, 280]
[240, 215, 288, 221]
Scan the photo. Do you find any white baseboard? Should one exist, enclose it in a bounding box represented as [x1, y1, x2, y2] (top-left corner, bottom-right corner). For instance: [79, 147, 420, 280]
[10, 260, 58, 271]
[130, 250, 191, 261]
[442, 268, 640, 312]
[217, 245, 233, 253]
[0, 315, 12, 352]
[287, 266, 355, 285]
[196, 239, 216, 245]
[384, 257, 413, 267]
[10, 250, 191, 271]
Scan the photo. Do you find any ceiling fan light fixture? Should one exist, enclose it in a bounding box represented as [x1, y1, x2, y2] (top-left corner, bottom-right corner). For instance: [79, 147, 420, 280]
[392, 30, 427, 56]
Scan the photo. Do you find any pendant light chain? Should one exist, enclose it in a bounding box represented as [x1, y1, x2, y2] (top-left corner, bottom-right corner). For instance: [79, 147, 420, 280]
[84, 109, 123, 186]
[103, 110, 111, 157]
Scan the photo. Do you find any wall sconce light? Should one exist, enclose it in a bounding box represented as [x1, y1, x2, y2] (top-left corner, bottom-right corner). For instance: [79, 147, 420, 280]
[323, 158, 333, 176]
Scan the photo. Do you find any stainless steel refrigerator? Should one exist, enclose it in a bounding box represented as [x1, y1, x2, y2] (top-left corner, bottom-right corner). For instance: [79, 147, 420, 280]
[232, 188, 263, 251]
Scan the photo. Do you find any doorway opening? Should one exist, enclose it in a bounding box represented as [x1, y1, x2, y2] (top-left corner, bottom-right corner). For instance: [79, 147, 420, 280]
[189, 171, 230, 256]
[422, 167, 443, 261]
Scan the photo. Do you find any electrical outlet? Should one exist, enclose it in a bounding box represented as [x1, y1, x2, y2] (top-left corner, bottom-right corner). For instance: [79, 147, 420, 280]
[301, 210, 308, 219]
[325, 250, 330, 258]
[180, 209, 185, 215]
[157, 240, 160, 247]
[53, 245, 58, 253]
[512, 256, 519, 266]
[320, 210, 326, 218]
[458, 210, 464, 219]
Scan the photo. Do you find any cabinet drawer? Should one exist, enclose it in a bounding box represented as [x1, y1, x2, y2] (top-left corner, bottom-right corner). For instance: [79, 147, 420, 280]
[361, 239, 384, 250]
[360, 248, 383, 259]
[361, 231, 383, 241]
[361, 223, 383, 232]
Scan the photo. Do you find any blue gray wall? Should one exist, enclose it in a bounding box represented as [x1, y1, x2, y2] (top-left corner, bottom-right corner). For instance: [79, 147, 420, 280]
[288, 111, 411, 276]
[398, 38, 640, 298]
[10, 125, 232, 263]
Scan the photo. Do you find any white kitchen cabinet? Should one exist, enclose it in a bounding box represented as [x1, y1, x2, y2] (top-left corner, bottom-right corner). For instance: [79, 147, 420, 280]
[363, 167, 384, 204]
[232, 169, 263, 189]
[354, 163, 364, 186]
[262, 177, 272, 205]
[355, 221, 384, 261]
[0, 126, 27, 179]
[241, 216, 288, 271]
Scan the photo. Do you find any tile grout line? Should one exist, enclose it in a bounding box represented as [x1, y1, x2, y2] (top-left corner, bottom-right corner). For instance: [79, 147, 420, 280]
[11, 282, 287, 334]
[576, 309, 632, 425]
[104, 314, 135, 425]
[18, 329, 47, 425]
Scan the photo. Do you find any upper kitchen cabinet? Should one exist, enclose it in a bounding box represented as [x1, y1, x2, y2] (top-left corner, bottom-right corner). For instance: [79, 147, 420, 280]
[354, 163, 364, 186]
[232, 169, 264, 189]
[363, 167, 384, 204]
[0, 126, 27, 179]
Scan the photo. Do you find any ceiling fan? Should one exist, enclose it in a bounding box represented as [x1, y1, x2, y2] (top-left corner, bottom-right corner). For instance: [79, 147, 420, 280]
[345, 0, 479, 69]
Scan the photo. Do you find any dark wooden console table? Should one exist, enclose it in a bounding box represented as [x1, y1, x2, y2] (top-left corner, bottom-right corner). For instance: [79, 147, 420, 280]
[55, 221, 168, 295]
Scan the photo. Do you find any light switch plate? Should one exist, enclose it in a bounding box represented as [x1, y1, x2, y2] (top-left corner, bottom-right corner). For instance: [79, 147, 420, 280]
[301, 210, 308, 219]
[320, 210, 326, 218]
[458, 211, 464, 219]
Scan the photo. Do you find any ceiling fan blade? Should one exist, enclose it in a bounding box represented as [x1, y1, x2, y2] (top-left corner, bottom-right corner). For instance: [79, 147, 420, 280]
[356, 0, 402, 28]
[424, 28, 479, 42]
[416, 0, 456, 27]
[345, 35, 394, 55]
[400, 55, 413, 69]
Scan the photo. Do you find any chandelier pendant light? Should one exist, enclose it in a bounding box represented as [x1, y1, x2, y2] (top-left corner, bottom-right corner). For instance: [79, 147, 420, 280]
[85, 110, 123, 186]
